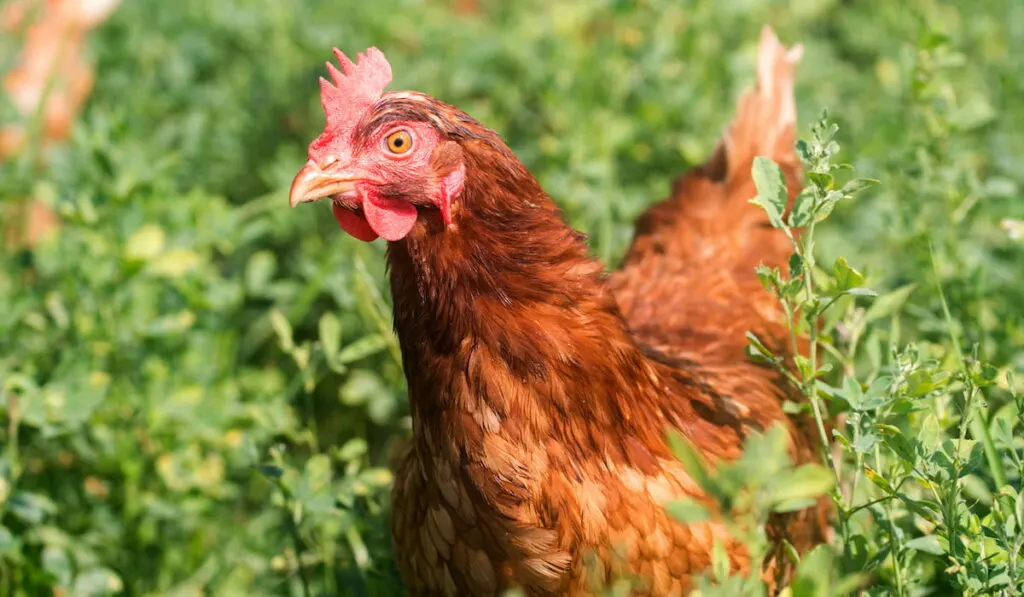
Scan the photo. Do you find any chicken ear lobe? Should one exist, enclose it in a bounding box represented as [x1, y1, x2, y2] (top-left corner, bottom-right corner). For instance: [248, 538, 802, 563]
[430, 141, 467, 227]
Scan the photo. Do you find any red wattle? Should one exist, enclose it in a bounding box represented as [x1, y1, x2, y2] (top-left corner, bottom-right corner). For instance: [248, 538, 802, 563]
[332, 202, 379, 242]
[362, 192, 418, 241]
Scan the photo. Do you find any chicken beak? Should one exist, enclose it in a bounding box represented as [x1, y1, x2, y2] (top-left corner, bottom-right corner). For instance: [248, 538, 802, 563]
[289, 161, 359, 208]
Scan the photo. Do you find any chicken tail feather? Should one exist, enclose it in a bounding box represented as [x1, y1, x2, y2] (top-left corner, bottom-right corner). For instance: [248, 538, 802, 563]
[615, 25, 806, 322]
[710, 25, 804, 187]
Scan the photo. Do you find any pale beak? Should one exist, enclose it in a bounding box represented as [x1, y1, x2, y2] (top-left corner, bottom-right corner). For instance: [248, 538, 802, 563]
[289, 161, 359, 208]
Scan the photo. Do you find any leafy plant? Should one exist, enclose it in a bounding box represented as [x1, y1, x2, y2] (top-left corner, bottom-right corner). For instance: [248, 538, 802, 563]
[741, 109, 1022, 596]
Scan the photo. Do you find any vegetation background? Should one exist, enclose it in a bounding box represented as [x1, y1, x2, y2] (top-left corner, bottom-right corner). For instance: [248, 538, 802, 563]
[0, 0, 1021, 595]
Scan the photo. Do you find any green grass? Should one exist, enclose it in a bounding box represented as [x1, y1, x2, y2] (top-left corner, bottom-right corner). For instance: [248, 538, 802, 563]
[0, 0, 1021, 595]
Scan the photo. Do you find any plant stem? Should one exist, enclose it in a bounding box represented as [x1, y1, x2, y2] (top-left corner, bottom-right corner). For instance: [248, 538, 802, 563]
[1, 389, 21, 523]
[354, 255, 403, 367]
[280, 489, 312, 597]
[874, 445, 906, 597]
[849, 414, 864, 507]
[930, 244, 1006, 487]
[798, 220, 841, 489]
[846, 493, 897, 516]
[5, 394, 19, 482]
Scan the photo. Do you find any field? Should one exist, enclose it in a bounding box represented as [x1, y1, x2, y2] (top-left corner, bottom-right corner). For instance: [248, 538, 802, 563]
[1, 0, 1022, 595]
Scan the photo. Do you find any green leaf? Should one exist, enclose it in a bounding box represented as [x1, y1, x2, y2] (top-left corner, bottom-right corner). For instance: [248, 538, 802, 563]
[745, 331, 777, 361]
[904, 368, 948, 397]
[770, 464, 834, 507]
[833, 574, 871, 596]
[358, 467, 394, 490]
[1016, 489, 1024, 530]
[319, 313, 343, 365]
[790, 544, 835, 596]
[60, 373, 110, 426]
[336, 438, 368, 462]
[788, 253, 804, 278]
[665, 498, 710, 523]
[299, 454, 332, 494]
[839, 177, 879, 197]
[750, 156, 789, 229]
[148, 249, 202, 278]
[795, 139, 811, 162]
[244, 250, 278, 295]
[72, 568, 124, 596]
[789, 189, 814, 227]
[740, 425, 792, 481]
[774, 497, 819, 513]
[991, 415, 1015, 450]
[905, 535, 946, 555]
[339, 370, 387, 407]
[840, 376, 863, 409]
[42, 545, 73, 587]
[864, 466, 895, 494]
[0, 525, 17, 557]
[124, 224, 166, 261]
[864, 284, 916, 322]
[938, 438, 973, 465]
[898, 494, 941, 519]
[832, 428, 852, 450]
[666, 430, 711, 490]
[812, 190, 843, 223]
[347, 527, 371, 569]
[781, 278, 804, 301]
[268, 309, 294, 352]
[844, 287, 878, 297]
[755, 264, 780, 292]
[44, 292, 70, 329]
[853, 431, 878, 455]
[968, 361, 1000, 387]
[794, 355, 813, 381]
[832, 256, 865, 291]
[711, 538, 730, 582]
[338, 334, 389, 364]
[8, 491, 56, 525]
[807, 170, 833, 190]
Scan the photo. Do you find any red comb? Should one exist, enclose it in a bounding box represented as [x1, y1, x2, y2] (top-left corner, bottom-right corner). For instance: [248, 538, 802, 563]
[308, 47, 392, 162]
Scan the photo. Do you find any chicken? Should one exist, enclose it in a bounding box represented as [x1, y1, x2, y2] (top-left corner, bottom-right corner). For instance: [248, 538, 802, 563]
[1, 0, 121, 160]
[2, 0, 122, 250]
[288, 26, 829, 596]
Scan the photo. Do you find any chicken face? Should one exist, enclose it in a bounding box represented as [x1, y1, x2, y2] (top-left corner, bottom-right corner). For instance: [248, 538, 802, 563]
[289, 48, 465, 242]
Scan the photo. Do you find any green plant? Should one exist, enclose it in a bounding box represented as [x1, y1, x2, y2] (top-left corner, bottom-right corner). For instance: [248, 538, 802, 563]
[741, 107, 1022, 596]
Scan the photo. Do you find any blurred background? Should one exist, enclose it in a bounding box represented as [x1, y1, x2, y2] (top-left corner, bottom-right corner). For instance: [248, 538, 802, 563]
[0, 0, 1021, 595]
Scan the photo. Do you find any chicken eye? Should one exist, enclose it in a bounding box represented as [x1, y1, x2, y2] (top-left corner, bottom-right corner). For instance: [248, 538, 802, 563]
[385, 130, 413, 155]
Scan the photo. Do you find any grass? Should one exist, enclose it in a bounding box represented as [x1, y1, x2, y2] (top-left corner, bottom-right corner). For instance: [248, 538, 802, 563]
[0, 0, 1021, 595]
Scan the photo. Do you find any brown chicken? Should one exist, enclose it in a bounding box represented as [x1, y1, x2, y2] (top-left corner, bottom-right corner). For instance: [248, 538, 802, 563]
[289, 26, 828, 596]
